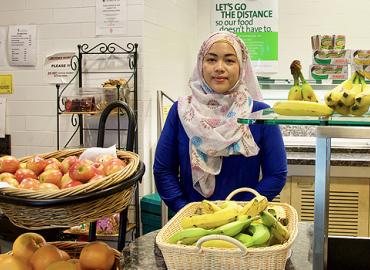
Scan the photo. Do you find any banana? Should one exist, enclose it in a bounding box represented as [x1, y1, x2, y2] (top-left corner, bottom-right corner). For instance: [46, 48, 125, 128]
[341, 76, 362, 106]
[219, 200, 243, 212]
[260, 210, 290, 244]
[301, 82, 319, 102]
[243, 223, 271, 247]
[234, 233, 253, 245]
[200, 239, 238, 248]
[350, 103, 369, 116]
[211, 216, 257, 237]
[288, 85, 303, 101]
[239, 195, 268, 217]
[168, 227, 211, 244]
[178, 236, 202, 245]
[201, 200, 222, 213]
[355, 90, 370, 107]
[273, 100, 334, 117]
[334, 101, 350, 116]
[181, 206, 238, 229]
[266, 205, 289, 226]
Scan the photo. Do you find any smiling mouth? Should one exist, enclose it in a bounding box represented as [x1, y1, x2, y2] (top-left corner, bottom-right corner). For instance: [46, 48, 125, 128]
[213, 77, 227, 83]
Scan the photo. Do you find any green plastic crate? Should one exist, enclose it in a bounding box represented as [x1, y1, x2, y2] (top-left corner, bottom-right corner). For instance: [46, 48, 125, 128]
[140, 193, 175, 234]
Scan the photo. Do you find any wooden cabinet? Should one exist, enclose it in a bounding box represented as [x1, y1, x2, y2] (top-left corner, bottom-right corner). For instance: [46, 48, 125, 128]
[290, 176, 369, 237]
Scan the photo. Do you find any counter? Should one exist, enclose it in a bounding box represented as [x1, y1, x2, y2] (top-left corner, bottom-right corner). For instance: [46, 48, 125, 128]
[122, 222, 313, 270]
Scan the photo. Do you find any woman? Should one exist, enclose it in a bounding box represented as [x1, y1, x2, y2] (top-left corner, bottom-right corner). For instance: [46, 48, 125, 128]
[154, 31, 287, 212]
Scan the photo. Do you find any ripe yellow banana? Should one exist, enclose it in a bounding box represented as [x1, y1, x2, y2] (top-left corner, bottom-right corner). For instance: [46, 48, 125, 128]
[219, 200, 243, 212]
[200, 239, 238, 248]
[334, 102, 350, 116]
[288, 85, 303, 100]
[355, 90, 370, 107]
[260, 210, 290, 244]
[301, 82, 319, 102]
[350, 103, 370, 116]
[181, 206, 238, 229]
[239, 195, 268, 217]
[266, 205, 289, 226]
[201, 200, 222, 213]
[273, 100, 334, 117]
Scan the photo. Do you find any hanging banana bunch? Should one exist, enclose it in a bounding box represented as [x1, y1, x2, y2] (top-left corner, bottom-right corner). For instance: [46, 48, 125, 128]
[324, 71, 370, 116]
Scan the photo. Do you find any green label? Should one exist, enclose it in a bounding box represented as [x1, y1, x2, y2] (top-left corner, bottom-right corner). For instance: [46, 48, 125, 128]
[236, 32, 278, 61]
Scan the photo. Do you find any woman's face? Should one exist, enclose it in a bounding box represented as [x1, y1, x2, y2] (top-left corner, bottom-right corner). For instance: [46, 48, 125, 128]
[202, 42, 240, 94]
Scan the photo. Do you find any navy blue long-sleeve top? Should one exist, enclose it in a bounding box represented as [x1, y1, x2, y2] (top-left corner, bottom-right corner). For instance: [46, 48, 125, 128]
[153, 100, 287, 212]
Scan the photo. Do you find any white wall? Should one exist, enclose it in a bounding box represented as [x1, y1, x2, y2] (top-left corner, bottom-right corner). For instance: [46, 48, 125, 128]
[197, 0, 370, 79]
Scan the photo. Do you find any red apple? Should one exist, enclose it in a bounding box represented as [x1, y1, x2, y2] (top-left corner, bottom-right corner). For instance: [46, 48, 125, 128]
[88, 174, 105, 183]
[14, 168, 37, 184]
[69, 160, 96, 182]
[0, 177, 19, 188]
[45, 158, 63, 171]
[39, 169, 63, 188]
[0, 156, 20, 173]
[44, 163, 60, 171]
[60, 173, 73, 189]
[19, 178, 40, 190]
[63, 180, 83, 189]
[103, 158, 127, 175]
[19, 162, 27, 169]
[0, 172, 16, 181]
[26, 156, 47, 175]
[39, 183, 60, 191]
[92, 162, 105, 176]
[61, 156, 78, 174]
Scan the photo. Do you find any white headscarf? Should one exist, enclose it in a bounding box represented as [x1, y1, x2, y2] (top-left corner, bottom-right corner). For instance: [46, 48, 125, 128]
[178, 31, 263, 198]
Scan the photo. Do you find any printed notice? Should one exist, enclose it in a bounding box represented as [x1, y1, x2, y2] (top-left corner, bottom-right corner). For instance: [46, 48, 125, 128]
[44, 52, 76, 84]
[8, 25, 37, 66]
[211, 0, 278, 73]
[0, 27, 7, 66]
[96, 0, 127, 36]
[0, 74, 12, 94]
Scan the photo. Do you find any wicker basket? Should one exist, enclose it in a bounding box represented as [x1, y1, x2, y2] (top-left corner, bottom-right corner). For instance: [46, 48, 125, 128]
[156, 188, 299, 270]
[8, 241, 122, 270]
[0, 148, 142, 230]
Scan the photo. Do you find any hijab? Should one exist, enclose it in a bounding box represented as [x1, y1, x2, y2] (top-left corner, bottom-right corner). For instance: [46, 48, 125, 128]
[178, 31, 263, 198]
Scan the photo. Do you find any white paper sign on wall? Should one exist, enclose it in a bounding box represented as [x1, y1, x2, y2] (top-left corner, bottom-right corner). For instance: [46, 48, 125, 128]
[8, 25, 37, 66]
[96, 0, 128, 36]
[44, 52, 76, 84]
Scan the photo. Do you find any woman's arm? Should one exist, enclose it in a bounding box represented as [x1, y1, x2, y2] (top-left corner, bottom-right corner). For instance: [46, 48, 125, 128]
[254, 124, 288, 201]
[153, 103, 189, 212]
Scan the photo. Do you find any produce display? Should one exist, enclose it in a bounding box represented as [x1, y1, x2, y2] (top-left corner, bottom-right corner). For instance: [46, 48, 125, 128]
[0, 232, 116, 270]
[273, 60, 333, 117]
[324, 71, 370, 116]
[167, 196, 290, 249]
[0, 153, 127, 191]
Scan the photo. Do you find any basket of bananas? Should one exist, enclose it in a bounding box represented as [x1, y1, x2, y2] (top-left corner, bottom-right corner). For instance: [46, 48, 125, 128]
[156, 188, 298, 270]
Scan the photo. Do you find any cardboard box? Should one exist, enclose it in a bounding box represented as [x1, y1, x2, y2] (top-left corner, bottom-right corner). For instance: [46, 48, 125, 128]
[309, 64, 348, 80]
[312, 50, 351, 65]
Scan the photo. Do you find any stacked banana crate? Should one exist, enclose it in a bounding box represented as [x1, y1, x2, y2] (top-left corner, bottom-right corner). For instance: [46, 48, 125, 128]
[310, 34, 351, 81]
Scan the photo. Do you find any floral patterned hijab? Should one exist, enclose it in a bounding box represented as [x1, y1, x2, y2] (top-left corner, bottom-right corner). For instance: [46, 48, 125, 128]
[178, 31, 263, 198]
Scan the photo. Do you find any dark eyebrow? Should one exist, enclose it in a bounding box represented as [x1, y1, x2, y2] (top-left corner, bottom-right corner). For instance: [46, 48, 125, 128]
[205, 53, 237, 58]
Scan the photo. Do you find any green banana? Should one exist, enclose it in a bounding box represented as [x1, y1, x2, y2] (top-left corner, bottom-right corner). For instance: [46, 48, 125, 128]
[260, 210, 290, 244]
[211, 216, 257, 237]
[234, 233, 253, 245]
[181, 206, 238, 229]
[244, 223, 271, 247]
[239, 195, 268, 217]
[168, 227, 211, 244]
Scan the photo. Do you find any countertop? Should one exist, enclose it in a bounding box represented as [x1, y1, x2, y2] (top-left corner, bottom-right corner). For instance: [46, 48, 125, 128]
[121, 222, 313, 270]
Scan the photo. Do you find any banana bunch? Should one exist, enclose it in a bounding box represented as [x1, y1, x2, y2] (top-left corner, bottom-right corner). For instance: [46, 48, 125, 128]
[288, 60, 320, 102]
[324, 72, 370, 116]
[168, 199, 291, 249]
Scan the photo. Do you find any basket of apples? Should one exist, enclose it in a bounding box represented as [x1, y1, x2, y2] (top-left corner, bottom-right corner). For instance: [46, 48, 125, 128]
[0, 148, 144, 230]
[1, 232, 122, 270]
